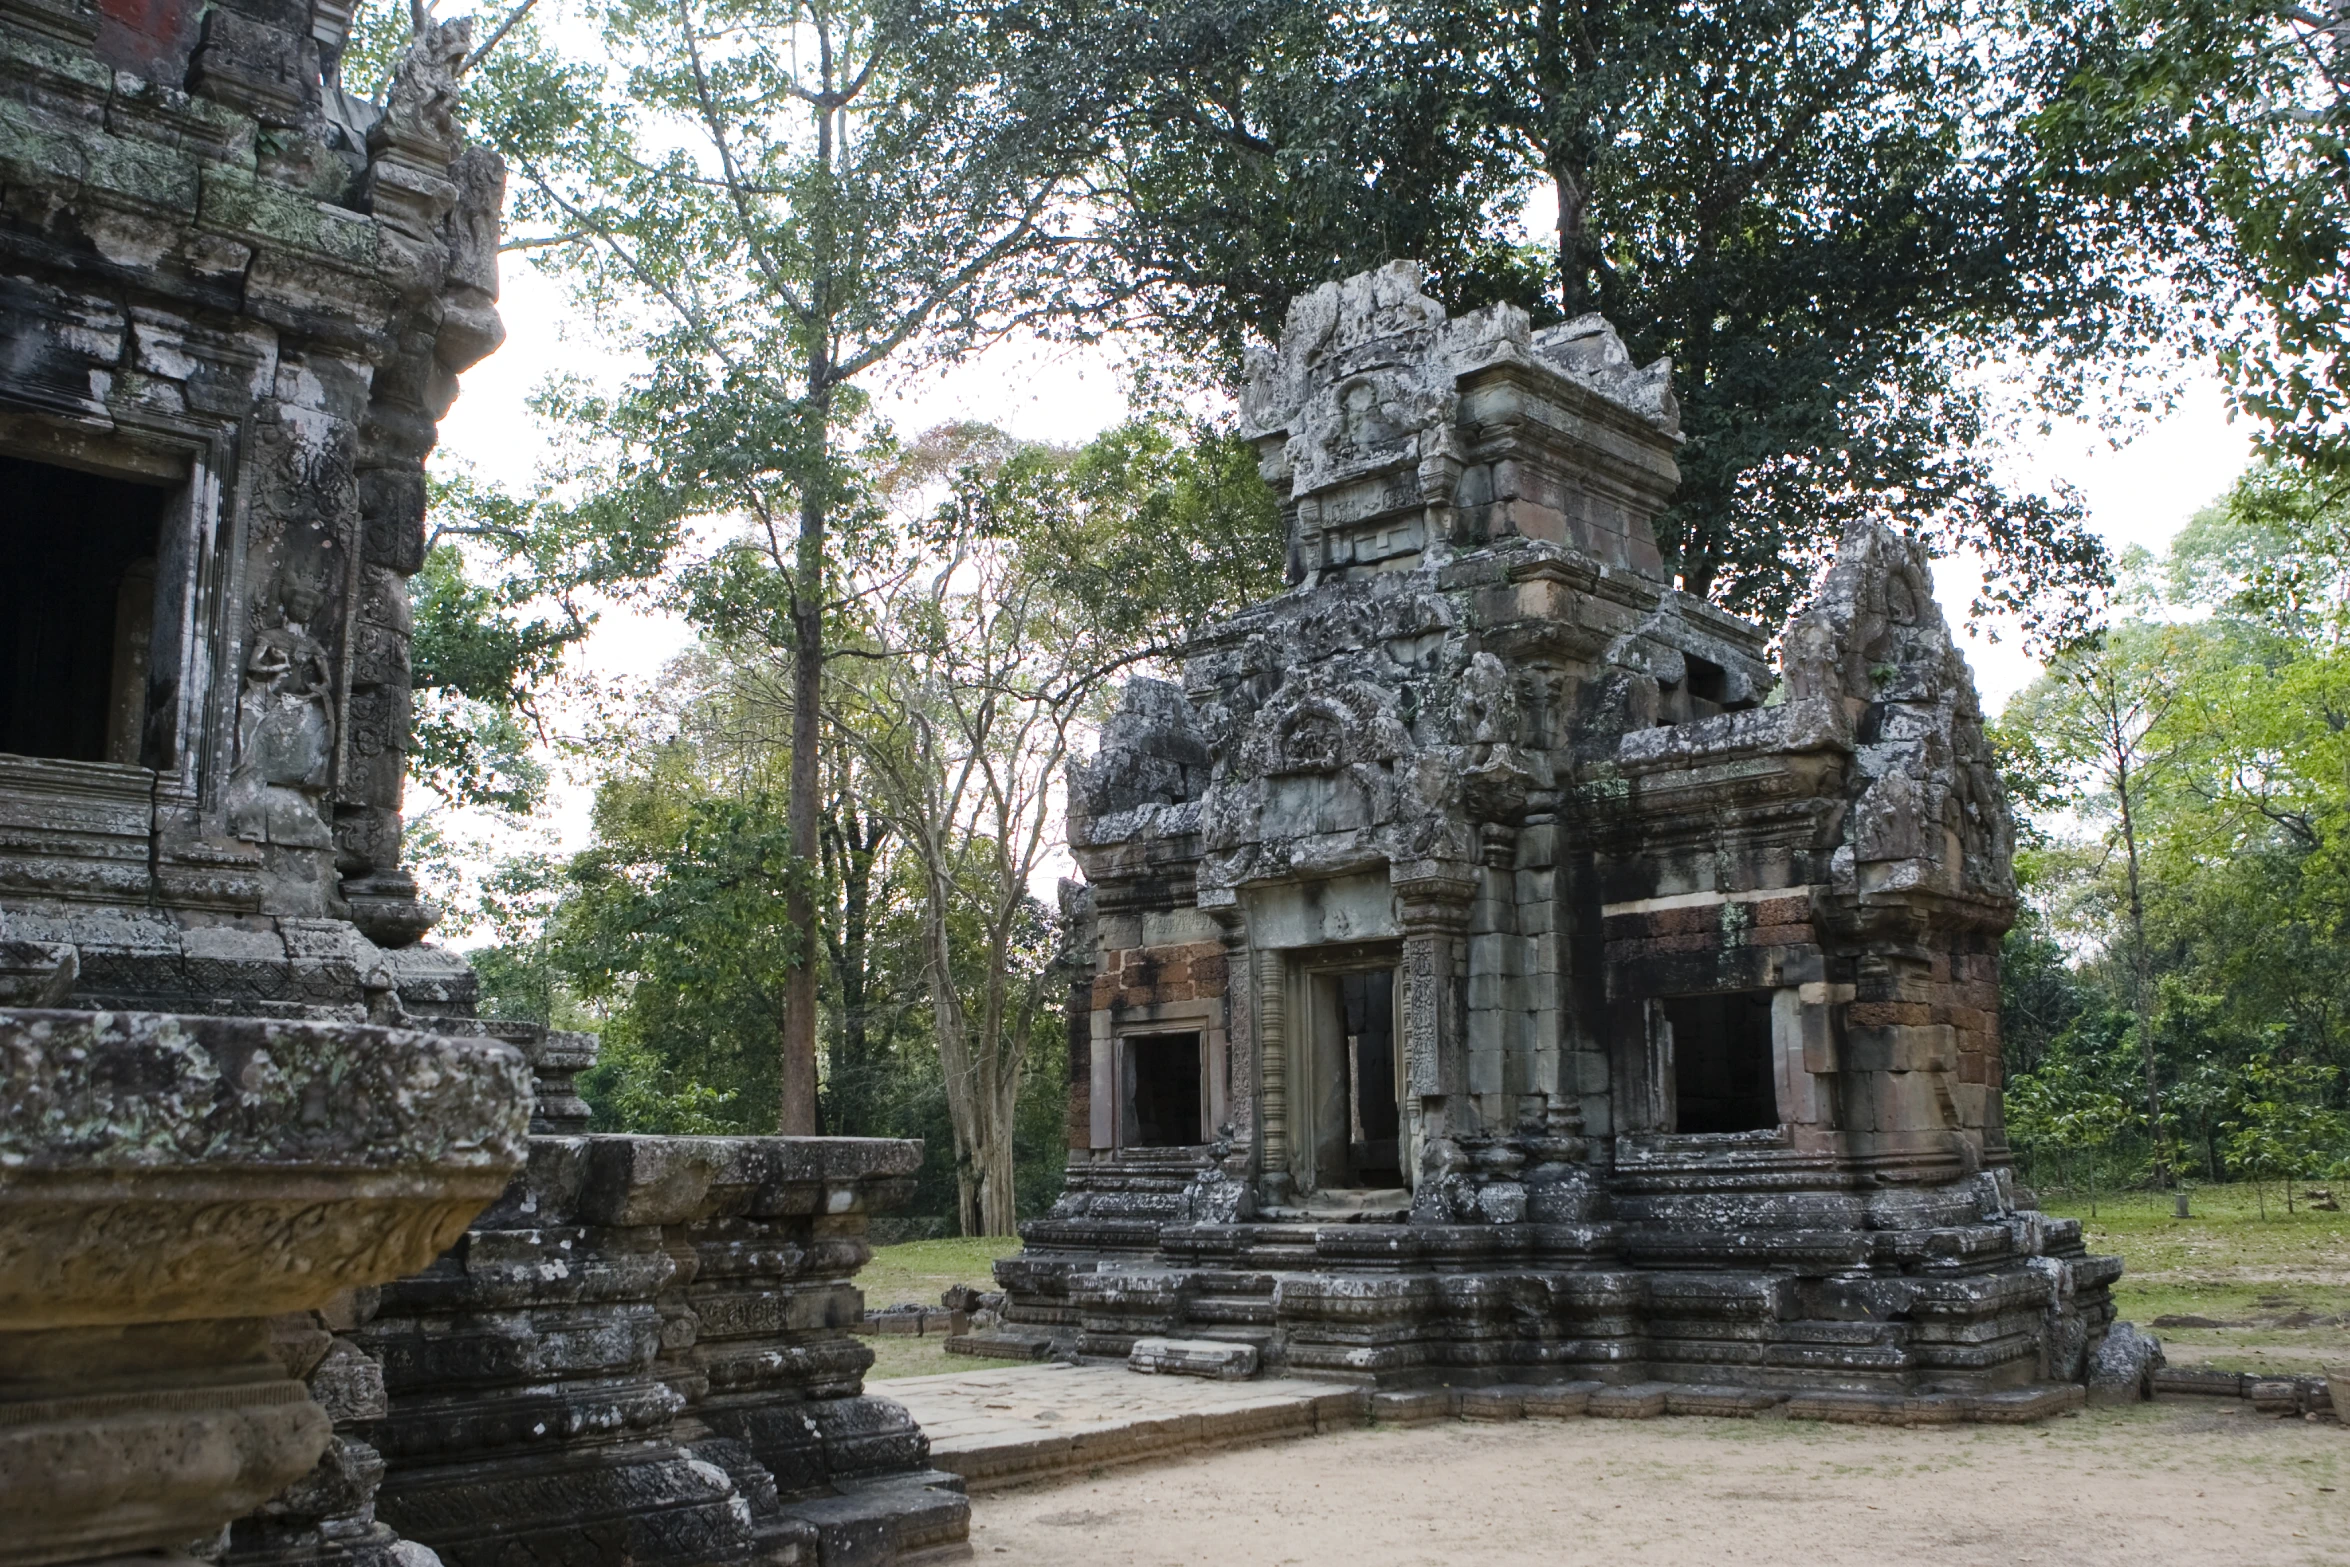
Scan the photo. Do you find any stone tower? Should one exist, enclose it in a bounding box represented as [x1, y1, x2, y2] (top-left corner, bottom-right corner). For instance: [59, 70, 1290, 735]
[1000, 262, 2133, 1418]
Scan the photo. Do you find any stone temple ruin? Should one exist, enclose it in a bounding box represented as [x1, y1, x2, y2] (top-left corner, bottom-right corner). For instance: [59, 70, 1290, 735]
[998, 261, 2140, 1419]
[0, 3, 963, 1563]
[0, 0, 2156, 1544]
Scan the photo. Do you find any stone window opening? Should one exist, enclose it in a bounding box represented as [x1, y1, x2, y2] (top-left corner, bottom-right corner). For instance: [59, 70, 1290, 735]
[1310, 968, 1402, 1189]
[1119, 1030, 1205, 1148]
[0, 455, 171, 766]
[1660, 989, 1781, 1133]
[1656, 653, 1760, 726]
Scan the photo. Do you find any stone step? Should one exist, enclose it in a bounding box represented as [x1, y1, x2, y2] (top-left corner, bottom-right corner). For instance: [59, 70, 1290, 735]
[775, 1469, 970, 1564]
[883, 1364, 1368, 1491]
[1129, 1336, 1259, 1380]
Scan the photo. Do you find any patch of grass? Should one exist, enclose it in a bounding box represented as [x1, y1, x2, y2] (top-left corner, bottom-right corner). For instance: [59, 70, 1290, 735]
[2042, 1182, 2350, 1281]
[858, 1236, 1024, 1311]
[858, 1332, 1033, 1381]
[2038, 1182, 2350, 1374]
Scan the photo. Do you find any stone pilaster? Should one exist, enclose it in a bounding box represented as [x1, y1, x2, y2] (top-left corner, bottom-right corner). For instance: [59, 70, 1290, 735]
[1394, 865, 1476, 1150]
[1253, 944, 1291, 1206]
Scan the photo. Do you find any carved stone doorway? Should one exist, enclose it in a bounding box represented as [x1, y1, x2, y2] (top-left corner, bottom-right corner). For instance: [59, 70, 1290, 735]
[1305, 964, 1403, 1192]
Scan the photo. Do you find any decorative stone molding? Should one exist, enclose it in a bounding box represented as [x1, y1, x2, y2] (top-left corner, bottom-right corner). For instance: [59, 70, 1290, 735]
[0, 1008, 529, 1567]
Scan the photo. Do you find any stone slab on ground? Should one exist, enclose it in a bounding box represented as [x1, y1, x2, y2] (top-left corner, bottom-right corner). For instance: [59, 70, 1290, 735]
[865, 1307, 969, 1337]
[883, 1364, 1366, 1490]
[944, 1331, 1055, 1361]
[1128, 1337, 1259, 1380]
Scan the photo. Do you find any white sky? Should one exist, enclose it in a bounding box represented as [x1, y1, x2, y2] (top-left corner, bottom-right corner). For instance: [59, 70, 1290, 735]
[427, 225, 2256, 907]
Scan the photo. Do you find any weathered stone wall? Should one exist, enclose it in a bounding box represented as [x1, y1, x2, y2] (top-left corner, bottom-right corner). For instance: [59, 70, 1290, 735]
[0, 5, 962, 1560]
[0, 0, 494, 954]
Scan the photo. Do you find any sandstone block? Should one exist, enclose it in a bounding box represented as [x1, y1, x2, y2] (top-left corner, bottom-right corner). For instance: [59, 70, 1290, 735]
[1128, 1336, 1259, 1380]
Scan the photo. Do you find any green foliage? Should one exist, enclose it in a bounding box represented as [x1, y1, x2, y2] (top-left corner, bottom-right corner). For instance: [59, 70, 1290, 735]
[2035, 1, 2350, 473]
[1004, 420, 1288, 659]
[1072, 0, 2181, 630]
[556, 746, 804, 1132]
[579, 1026, 744, 1134]
[2007, 1029, 2140, 1212]
[2223, 1058, 2348, 1218]
[2000, 457, 2350, 1196]
[1998, 907, 2092, 1081]
[405, 460, 684, 813]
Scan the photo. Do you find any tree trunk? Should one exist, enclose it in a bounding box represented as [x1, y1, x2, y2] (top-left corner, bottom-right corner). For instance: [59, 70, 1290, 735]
[917, 850, 987, 1234]
[975, 1065, 1020, 1234]
[2114, 745, 2164, 1184]
[833, 797, 876, 1134]
[780, 428, 826, 1136]
[1553, 162, 1599, 319]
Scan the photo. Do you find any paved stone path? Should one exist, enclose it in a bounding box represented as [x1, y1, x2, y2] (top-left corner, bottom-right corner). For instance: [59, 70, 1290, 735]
[883, 1364, 1367, 1490]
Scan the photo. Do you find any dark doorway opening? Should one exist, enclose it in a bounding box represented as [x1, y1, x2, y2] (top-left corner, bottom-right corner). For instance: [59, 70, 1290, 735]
[1341, 969, 1402, 1185]
[1313, 969, 1401, 1188]
[1665, 990, 1779, 1133]
[1, 456, 169, 764]
[1121, 1031, 1203, 1148]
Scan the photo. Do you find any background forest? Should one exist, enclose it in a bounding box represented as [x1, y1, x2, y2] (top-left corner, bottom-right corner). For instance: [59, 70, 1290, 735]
[354, 0, 2345, 1233]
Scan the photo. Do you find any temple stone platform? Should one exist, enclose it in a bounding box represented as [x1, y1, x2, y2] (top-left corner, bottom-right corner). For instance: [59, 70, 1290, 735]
[885, 1355, 2097, 1494]
[884, 1364, 1367, 1490]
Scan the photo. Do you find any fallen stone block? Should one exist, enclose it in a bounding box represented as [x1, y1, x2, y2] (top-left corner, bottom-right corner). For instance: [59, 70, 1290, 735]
[1128, 1336, 1260, 1380]
[2152, 1367, 2247, 1398]
[2249, 1378, 2304, 1414]
[2085, 1322, 2163, 1406]
[943, 1331, 1054, 1361]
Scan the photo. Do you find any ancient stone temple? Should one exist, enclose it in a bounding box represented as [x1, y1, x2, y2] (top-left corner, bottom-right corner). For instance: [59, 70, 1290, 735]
[1003, 262, 2129, 1419]
[0, 2, 963, 1560]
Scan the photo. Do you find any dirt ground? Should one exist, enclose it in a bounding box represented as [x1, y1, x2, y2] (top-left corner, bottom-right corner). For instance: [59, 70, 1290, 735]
[965, 1401, 2350, 1567]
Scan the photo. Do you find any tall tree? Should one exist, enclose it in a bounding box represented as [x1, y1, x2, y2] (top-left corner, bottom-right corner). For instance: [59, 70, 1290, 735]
[439, 0, 1118, 1132]
[840, 420, 1279, 1231]
[1997, 463, 2350, 1188]
[2000, 623, 2200, 1181]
